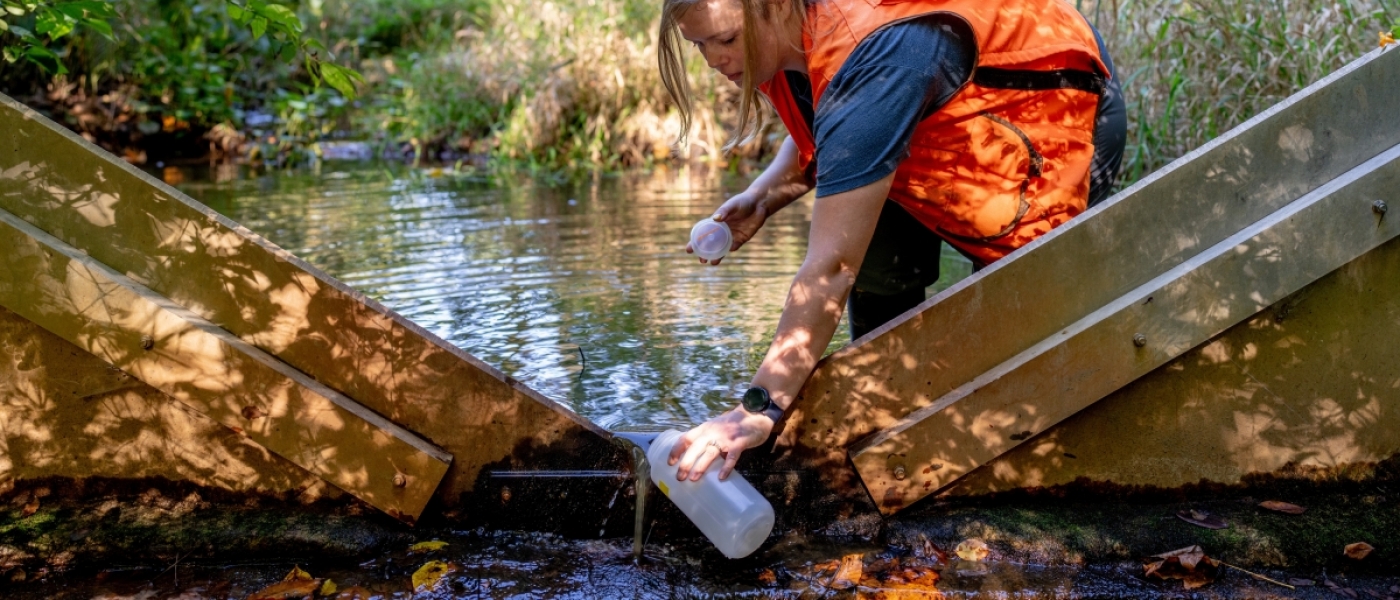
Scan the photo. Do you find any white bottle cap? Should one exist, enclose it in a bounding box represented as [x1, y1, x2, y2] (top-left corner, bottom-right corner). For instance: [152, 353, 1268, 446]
[689, 219, 732, 262]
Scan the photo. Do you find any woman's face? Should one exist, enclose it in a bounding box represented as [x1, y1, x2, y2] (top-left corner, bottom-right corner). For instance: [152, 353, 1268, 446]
[677, 0, 800, 85]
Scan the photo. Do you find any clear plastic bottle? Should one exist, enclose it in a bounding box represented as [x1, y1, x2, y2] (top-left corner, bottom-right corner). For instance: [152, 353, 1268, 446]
[647, 429, 775, 558]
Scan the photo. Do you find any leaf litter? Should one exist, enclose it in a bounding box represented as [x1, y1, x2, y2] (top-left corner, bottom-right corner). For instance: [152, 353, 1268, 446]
[246, 565, 326, 600]
[1258, 500, 1307, 515]
[1176, 509, 1228, 529]
[1143, 545, 1220, 590]
[1345, 542, 1375, 560]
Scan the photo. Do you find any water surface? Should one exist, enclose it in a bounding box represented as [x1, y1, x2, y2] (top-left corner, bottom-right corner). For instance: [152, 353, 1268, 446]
[171, 162, 971, 430]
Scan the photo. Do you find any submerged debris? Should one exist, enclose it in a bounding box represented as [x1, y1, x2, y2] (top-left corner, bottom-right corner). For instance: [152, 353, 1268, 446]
[1143, 545, 1221, 590]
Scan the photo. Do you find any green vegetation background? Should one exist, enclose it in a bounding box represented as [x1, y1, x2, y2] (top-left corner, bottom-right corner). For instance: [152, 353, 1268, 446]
[2, 0, 1398, 182]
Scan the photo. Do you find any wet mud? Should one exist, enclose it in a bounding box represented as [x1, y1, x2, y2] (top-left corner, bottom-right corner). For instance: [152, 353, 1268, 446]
[4, 469, 1399, 599]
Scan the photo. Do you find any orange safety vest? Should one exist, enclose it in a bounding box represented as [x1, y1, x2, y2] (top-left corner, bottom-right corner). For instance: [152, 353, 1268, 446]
[760, 0, 1109, 264]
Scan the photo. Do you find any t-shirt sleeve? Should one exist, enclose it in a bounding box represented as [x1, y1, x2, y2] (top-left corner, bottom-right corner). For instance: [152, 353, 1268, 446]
[812, 15, 975, 198]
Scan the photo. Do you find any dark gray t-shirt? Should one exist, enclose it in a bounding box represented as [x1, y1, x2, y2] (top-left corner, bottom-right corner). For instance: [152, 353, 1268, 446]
[788, 15, 1125, 205]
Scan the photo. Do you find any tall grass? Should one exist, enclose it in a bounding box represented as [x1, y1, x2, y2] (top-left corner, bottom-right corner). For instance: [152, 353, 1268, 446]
[358, 0, 770, 168]
[1089, 0, 1399, 184]
[392, 0, 1396, 173]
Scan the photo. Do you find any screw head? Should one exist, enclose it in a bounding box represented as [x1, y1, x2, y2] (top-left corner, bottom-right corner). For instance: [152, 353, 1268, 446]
[893, 465, 907, 481]
[393, 472, 408, 488]
[1375, 200, 1389, 216]
[1133, 333, 1148, 348]
[141, 336, 154, 350]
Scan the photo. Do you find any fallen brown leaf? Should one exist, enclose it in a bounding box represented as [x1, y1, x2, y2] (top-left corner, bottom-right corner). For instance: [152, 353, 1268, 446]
[1287, 578, 1315, 586]
[1258, 500, 1306, 515]
[1143, 545, 1221, 590]
[828, 553, 864, 590]
[854, 557, 943, 600]
[1176, 509, 1228, 529]
[1345, 542, 1374, 560]
[914, 534, 947, 564]
[954, 539, 989, 562]
[21, 500, 38, 517]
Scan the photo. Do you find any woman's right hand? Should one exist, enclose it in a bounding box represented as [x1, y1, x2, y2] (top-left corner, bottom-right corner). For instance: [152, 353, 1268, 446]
[687, 190, 769, 265]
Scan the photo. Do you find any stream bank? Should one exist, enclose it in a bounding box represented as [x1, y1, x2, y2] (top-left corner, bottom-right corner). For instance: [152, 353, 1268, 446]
[4, 461, 1397, 598]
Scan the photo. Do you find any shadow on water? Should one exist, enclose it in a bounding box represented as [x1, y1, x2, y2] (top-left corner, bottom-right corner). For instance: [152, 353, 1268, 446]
[173, 162, 972, 432]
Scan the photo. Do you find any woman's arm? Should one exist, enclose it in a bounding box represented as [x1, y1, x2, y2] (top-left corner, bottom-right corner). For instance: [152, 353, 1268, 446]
[670, 172, 895, 479]
[688, 136, 814, 264]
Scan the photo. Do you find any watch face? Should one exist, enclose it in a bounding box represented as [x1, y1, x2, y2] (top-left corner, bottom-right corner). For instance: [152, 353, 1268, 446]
[742, 387, 770, 412]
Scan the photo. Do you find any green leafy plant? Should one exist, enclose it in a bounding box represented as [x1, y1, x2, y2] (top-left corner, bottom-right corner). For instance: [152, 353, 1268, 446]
[0, 0, 116, 73]
[224, 0, 363, 98]
[2, 0, 360, 98]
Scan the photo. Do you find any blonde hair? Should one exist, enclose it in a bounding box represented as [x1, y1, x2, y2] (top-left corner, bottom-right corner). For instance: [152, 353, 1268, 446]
[658, 0, 807, 152]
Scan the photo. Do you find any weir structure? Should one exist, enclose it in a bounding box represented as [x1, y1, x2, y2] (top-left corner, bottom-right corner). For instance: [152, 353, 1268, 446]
[2, 47, 1399, 528]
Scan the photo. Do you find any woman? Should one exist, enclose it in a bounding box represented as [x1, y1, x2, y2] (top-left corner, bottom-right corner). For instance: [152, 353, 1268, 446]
[662, 0, 1127, 481]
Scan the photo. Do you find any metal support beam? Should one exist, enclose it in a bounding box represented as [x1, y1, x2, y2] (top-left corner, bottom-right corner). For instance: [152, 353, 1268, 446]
[850, 144, 1400, 514]
[0, 207, 452, 523]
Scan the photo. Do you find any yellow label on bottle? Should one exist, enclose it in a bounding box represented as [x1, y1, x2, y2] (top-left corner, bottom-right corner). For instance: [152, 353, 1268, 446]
[658, 480, 669, 496]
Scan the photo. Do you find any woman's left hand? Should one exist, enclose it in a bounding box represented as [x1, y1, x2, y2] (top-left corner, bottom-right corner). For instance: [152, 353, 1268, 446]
[668, 407, 775, 480]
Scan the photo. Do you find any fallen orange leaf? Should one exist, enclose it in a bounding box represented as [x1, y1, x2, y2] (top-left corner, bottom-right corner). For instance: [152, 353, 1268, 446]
[1382, 31, 1396, 48]
[954, 539, 989, 562]
[1344, 542, 1374, 560]
[757, 568, 778, 585]
[1258, 500, 1306, 515]
[246, 579, 321, 600]
[828, 553, 864, 590]
[247, 566, 323, 600]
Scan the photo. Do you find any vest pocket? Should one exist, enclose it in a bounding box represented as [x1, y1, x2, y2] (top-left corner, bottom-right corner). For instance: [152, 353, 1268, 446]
[900, 113, 1038, 241]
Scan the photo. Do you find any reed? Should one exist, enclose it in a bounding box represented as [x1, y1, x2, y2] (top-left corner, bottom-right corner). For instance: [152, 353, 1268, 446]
[410, 0, 1396, 173]
[1089, 0, 1398, 184]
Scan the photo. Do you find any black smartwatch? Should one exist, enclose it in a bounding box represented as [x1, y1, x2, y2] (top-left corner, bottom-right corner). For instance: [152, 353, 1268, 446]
[741, 386, 785, 424]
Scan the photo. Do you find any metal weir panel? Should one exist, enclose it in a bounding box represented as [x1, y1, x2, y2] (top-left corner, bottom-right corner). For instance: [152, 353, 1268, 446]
[776, 46, 1400, 510]
[0, 92, 626, 525]
[0, 207, 452, 521]
[852, 144, 1400, 512]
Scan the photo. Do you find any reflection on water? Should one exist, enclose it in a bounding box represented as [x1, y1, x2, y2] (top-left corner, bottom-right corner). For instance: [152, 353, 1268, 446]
[174, 163, 971, 430]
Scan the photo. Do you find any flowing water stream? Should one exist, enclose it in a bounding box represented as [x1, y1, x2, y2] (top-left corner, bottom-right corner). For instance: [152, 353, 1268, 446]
[171, 162, 974, 431]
